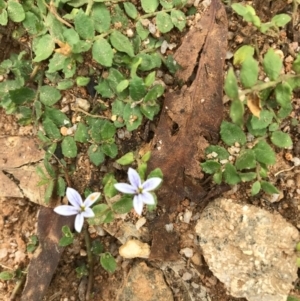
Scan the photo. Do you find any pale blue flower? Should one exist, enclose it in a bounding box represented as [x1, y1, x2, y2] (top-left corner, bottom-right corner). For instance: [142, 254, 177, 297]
[54, 187, 100, 233]
[114, 168, 162, 215]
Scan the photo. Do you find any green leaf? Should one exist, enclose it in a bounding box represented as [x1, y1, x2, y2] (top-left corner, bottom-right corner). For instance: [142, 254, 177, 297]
[0, 271, 14, 281]
[103, 173, 118, 198]
[44, 179, 54, 204]
[213, 170, 222, 184]
[160, 0, 173, 9]
[117, 80, 129, 93]
[275, 82, 292, 108]
[230, 100, 244, 126]
[251, 181, 261, 195]
[253, 140, 276, 165]
[74, 123, 89, 143]
[0, 9, 8, 26]
[239, 172, 257, 182]
[287, 296, 300, 301]
[57, 177, 66, 197]
[61, 136, 77, 158]
[100, 121, 116, 140]
[246, 117, 267, 137]
[88, 204, 113, 225]
[92, 38, 113, 67]
[137, 53, 162, 71]
[136, 21, 149, 40]
[220, 121, 247, 146]
[116, 152, 135, 165]
[9, 87, 35, 105]
[147, 167, 163, 179]
[33, 34, 55, 62]
[233, 45, 255, 65]
[200, 161, 221, 174]
[292, 54, 300, 74]
[91, 3, 111, 33]
[270, 131, 292, 148]
[100, 253, 116, 273]
[144, 71, 156, 87]
[74, 9, 94, 40]
[271, 14, 291, 27]
[250, 109, 273, 129]
[205, 145, 229, 160]
[59, 236, 74, 247]
[42, 118, 61, 139]
[142, 151, 151, 162]
[101, 143, 118, 158]
[75, 76, 90, 87]
[88, 144, 105, 166]
[110, 31, 134, 57]
[171, 10, 186, 31]
[156, 11, 174, 33]
[141, 0, 159, 13]
[261, 181, 279, 194]
[7, 0, 25, 22]
[223, 163, 241, 185]
[91, 240, 104, 255]
[57, 79, 74, 90]
[224, 68, 239, 100]
[23, 11, 43, 35]
[235, 149, 256, 170]
[277, 104, 292, 119]
[48, 53, 67, 73]
[124, 2, 138, 19]
[129, 76, 147, 101]
[269, 123, 279, 131]
[263, 48, 282, 81]
[240, 56, 258, 88]
[112, 195, 133, 214]
[39, 86, 61, 106]
[123, 103, 143, 131]
[44, 106, 71, 126]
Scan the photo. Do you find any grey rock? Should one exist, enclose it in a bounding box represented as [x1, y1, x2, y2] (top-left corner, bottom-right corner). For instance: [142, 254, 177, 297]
[195, 198, 299, 301]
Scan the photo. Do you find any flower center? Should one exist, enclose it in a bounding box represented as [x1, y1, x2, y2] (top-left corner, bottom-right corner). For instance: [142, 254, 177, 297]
[80, 205, 86, 212]
[136, 186, 143, 194]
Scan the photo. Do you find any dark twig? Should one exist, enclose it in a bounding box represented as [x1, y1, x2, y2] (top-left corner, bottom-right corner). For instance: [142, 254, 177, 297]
[84, 225, 94, 301]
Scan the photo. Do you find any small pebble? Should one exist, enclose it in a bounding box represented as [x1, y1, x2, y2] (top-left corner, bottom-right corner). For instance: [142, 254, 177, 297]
[180, 247, 193, 258]
[182, 272, 192, 281]
[183, 210, 193, 224]
[136, 217, 146, 230]
[76, 98, 91, 112]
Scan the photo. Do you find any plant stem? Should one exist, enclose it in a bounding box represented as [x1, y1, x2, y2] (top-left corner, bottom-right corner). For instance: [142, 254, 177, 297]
[240, 73, 300, 96]
[85, 0, 94, 16]
[84, 225, 94, 301]
[9, 270, 27, 301]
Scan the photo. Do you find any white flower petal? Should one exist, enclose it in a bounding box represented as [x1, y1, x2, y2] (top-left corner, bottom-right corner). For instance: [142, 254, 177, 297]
[54, 205, 78, 216]
[133, 195, 144, 215]
[84, 192, 100, 208]
[141, 191, 155, 205]
[75, 213, 84, 233]
[66, 187, 83, 208]
[128, 168, 141, 189]
[142, 177, 162, 192]
[114, 183, 136, 194]
[82, 207, 95, 218]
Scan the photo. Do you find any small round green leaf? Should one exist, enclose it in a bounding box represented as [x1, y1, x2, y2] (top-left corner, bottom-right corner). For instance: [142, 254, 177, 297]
[233, 45, 255, 66]
[124, 2, 138, 19]
[171, 10, 186, 31]
[74, 122, 89, 143]
[270, 131, 292, 148]
[271, 14, 291, 27]
[7, 0, 25, 22]
[40, 86, 61, 106]
[74, 9, 95, 40]
[92, 38, 113, 67]
[100, 252, 116, 273]
[250, 110, 273, 130]
[235, 149, 256, 170]
[156, 11, 174, 33]
[205, 145, 229, 160]
[263, 48, 282, 81]
[112, 195, 133, 214]
[0, 271, 14, 281]
[88, 144, 105, 166]
[224, 68, 239, 100]
[33, 34, 55, 62]
[200, 161, 221, 174]
[116, 152, 135, 165]
[253, 140, 276, 165]
[223, 163, 241, 185]
[251, 181, 261, 195]
[220, 121, 247, 146]
[275, 82, 292, 108]
[240, 56, 258, 88]
[261, 181, 279, 194]
[110, 31, 134, 57]
[91, 3, 111, 33]
[141, 0, 159, 13]
[61, 136, 77, 158]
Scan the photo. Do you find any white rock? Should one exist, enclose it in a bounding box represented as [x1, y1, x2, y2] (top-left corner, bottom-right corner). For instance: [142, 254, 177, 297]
[180, 247, 193, 258]
[195, 198, 299, 301]
[182, 272, 192, 281]
[183, 210, 193, 224]
[119, 239, 150, 259]
[135, 217, 146, 230]
[76, 98, 91, 112]
[0, 248, 8, 259]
